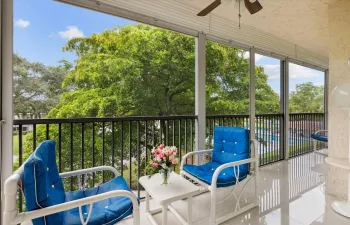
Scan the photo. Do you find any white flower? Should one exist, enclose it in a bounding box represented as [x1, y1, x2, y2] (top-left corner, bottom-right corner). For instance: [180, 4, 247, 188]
[161, 163, 167, 169]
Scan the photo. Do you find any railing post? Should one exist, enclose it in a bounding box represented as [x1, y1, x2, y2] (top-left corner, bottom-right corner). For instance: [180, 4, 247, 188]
[281, 58, 290, 159]
[195, 33, 206, 152]
[249, 48, 256, 157]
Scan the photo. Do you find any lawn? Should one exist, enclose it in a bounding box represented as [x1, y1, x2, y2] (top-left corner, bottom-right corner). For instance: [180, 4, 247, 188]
[13, 135, 19, 155]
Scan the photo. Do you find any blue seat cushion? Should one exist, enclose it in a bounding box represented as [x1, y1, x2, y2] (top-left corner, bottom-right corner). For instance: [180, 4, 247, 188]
[62, 176, 137, 225]
[212, 127, 250, 165]
[183, 162, 249, 187]
[23, 140, 65, 225]
[311, 134, 328, 142]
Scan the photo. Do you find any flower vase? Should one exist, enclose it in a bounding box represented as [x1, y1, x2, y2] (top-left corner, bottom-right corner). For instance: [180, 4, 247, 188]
[160, 168, 172, 185]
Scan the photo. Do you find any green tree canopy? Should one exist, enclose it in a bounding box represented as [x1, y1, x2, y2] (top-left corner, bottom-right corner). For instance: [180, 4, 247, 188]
[18, 24, 281, 191]
[289, 82, 324, 113]
[48, 24, 279, 118]
[13, 54, 71, 116]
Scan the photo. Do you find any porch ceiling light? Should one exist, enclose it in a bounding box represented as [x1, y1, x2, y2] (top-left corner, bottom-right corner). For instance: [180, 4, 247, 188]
[328, 83, 350, 218]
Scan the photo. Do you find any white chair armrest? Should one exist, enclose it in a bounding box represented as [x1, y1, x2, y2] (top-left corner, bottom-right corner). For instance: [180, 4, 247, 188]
[211, 158, 257, 189]
[180, 149, 213, 170]
[60, 166, 119, 178]
[314, 130, 328, 135]
[11, 190, 138, 225]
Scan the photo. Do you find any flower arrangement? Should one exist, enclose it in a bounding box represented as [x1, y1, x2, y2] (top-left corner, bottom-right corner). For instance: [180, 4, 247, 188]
[149, 144, 178, 184]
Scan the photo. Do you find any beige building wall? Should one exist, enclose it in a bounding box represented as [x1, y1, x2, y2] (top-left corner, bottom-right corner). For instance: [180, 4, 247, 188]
[327, 0, 350, 199]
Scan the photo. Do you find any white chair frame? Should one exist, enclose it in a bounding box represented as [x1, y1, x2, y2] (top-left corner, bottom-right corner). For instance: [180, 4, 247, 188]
[312, 130, 328, 156]
[4, 166, 140, 225]
[180, 140, 259, 225]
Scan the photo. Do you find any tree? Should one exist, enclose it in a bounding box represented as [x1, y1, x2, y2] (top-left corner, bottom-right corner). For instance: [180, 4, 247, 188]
[48, 24, 279, 118]
[13, 54, 71, 116]
[206, 48, 280, 115]
[289, 82, 324, 113]
[19, 24, 280, 190]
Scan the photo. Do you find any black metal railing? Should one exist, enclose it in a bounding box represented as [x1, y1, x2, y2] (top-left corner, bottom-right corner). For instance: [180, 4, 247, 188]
[206, 114, 284, 166]
[256, 114, 284, 166]
[206, 114, 250, 149]
[13, 113, 324, 211]
[13, 116, 196, 211]
[289, 113, 326, 157]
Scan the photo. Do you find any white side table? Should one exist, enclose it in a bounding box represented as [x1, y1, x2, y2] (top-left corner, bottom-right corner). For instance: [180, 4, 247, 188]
[139, 172, 200, 225]
[325, 157, 350, 218]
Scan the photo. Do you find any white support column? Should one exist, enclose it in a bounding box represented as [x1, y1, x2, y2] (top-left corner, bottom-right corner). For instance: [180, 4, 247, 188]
[249, 48, 256, 146]
[327, 0, 350, 200]
[1, 0, 14, 223]
[195, 33, 206, 152]
[282, 59, 290, 159]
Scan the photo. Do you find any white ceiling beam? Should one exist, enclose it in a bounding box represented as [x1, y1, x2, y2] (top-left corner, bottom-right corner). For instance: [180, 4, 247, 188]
[54, 0, 329, 70]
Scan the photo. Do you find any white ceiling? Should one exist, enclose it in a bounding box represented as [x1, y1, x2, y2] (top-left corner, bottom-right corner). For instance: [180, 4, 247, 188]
[190, 0, 330, 58]
[56, 0, 331, 68]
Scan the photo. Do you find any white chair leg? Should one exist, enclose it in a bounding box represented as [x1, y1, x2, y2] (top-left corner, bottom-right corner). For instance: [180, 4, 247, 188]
[313, 140, 317, 152]
[210, 188, 217, 225]
[133, 209, 140, 225]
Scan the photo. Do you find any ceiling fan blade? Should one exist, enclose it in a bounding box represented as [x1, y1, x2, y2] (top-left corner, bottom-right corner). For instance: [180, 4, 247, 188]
[197, 0, 222, 16]
[244, 0, 263, 14]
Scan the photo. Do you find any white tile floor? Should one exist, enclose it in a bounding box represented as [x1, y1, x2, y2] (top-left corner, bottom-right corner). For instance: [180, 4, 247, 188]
[119, 152, 350, 225]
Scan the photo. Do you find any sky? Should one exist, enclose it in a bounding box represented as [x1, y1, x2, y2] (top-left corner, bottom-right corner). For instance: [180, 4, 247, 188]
[14, 0, 135, 65]
[14, 0, 325, 96]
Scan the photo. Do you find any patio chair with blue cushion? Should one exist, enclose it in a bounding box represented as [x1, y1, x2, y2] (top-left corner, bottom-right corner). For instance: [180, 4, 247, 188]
[180, 126, 259, 225]
[4, 140, 140, 225]
[311, 130, 328, 156]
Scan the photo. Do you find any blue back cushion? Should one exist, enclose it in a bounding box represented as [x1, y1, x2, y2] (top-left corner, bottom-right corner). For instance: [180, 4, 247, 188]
[23, 140, 65, 225]
[212, 127, 250, 172]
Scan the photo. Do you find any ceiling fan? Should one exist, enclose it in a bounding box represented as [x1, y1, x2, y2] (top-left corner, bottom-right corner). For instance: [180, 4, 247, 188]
[197, 0, 263, 16]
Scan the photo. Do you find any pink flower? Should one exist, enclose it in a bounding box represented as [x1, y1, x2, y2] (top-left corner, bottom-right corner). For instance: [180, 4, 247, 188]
[159, 153, 164, 158]
[159, 144, 165, 149]
[166, 151, 171, 156]
[163, 157, 166, 160]
[172, 159, 177, 165]
[169, 155, 175, 160]
[152, 162, 158, 167]
[173, 148, 177, 153]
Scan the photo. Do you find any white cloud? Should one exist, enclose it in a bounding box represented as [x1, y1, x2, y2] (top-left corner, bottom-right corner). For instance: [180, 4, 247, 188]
[243, 52, 249, 59]
[255, 54, 264, 62]
[243, 52, 264, 62]
[261, 64, 280, 80]
[58, 26, 84, 40]
[15, 19, 30, 28]
[259, 63, 323, 80]
[313, 82, 324, 87]
[289, 63, 322, 79]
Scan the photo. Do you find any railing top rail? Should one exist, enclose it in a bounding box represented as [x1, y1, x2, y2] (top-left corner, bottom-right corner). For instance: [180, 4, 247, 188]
[13, 115, 198, 125]
[206, 114, 250, 119]
[13, 113, 324, 125]
[255, 113, 284, 117]
[289, 113, 325, 115]
[207, 113, 284, 119]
